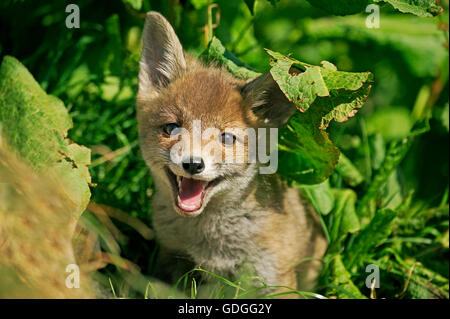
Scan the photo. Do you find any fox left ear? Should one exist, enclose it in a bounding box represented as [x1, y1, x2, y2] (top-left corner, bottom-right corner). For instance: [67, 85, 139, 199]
[241, 72, 296, 127]
[138, 12, 186, 97]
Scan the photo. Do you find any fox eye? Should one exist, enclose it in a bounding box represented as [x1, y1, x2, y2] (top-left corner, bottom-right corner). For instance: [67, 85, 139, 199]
[220, 132, 236, 146]
[162, 123, 180, 136]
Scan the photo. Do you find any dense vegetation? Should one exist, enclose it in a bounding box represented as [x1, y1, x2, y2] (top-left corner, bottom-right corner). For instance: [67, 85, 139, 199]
[0, 0, 448, 298]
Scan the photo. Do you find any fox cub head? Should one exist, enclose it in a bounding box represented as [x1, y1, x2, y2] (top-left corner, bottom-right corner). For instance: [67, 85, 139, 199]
[137, 12, 295, 217]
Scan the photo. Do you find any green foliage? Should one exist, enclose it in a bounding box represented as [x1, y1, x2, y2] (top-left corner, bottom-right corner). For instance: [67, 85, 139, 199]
[266, 50, 373, 118]
[375, 0, 443, 17]
[336, 152, 364, 187]
[329, 255, 367, 298]
[349, 209, 397, 267]
[244, 0, 257, 14]
[306, 0, 370, 16]
[268, 49, 372, 184]
[357, 118, 430, 222]
[0, 0, 448, 299]
[201, 36, 261, 78]
[298, 181, 335, 216]
[123, 0, 143, 10]
[329, 189, 361, 244]
[278, 113, 341, 184]
[0, 56, 91, 216]
[305, 0, 443, 16]
[189, 0, 211, 10]
[203, 38, 373, 184]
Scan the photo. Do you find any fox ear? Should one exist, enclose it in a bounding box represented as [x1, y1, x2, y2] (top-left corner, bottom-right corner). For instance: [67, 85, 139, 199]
[138, 12, 186, 96]
[241, 73, 296, 127]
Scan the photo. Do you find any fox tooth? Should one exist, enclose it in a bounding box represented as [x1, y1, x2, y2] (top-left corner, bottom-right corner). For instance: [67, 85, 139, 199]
[176, 175, 182, 187]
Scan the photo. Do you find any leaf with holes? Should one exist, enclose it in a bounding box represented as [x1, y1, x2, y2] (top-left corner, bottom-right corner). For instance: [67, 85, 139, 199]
[269, 50, 373, 184]
[266, 49, 373, 126]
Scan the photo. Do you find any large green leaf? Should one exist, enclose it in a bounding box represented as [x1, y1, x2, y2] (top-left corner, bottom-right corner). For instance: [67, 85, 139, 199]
[201, 37, 261, 79]
[266, 49, 373, 122]
[277, 111, 341, 184]
[0, 56, 91, 216]
[329, 189, 361, 244]
[375, 0, 443, 17]
[269, 50, 373, 184]
[329, 255, 367, 298]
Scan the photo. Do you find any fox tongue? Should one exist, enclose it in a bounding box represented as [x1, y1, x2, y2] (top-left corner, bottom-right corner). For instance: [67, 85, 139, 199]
[177, 177, 205, 212]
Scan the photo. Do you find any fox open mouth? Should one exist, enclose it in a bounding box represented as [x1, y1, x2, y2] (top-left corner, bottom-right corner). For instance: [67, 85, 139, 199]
[166, 169, 221, 214]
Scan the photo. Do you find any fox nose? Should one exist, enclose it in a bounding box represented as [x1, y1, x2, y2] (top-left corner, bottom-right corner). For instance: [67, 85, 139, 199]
[182, 157, 205, 175]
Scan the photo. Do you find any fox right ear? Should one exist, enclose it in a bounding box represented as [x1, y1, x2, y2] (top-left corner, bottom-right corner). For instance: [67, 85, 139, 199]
[241, 72, 296, 127]
[138, 12, 186, 97]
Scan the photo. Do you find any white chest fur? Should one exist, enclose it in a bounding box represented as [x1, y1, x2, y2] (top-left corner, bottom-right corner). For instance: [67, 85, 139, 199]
[151, 191, 277, 285]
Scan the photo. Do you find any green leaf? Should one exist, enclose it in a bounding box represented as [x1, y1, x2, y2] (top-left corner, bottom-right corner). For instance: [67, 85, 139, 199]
[201, 37, 261, 79]
[122, 0, 143, 10]
[357, 117, 430, 220]
[436, 103, 449, 132]
[379, 170, 404, 210]
[357, 138, 411, 220]
[268, 50, 372, 184]
[244, 0, 256, 15]
[306, 0, 370, 16]
[277, 111, 340, 184]
[329, 189, 361, 245]
[377, 254, 449, 298]
[0, 56, 91, 216]
[336, 152, 364, 187]
[266, 50, 329, 113]
[104, 15, 124, 76]
[409, 116, 431, 136]
[369, 133, 386, 171]
[298, 180, 335, 215]
[348, 209, 397, 267]
[266, 49, 373, 128]
[375, 0, 443, 17]
[329, 255, 367, 298]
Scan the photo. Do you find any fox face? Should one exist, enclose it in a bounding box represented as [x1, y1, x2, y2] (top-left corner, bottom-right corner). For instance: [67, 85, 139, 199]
[137, 12, 295, 218]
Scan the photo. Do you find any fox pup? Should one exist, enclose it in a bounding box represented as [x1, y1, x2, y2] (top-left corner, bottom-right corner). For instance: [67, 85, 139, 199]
[136, 12, 327, 296]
